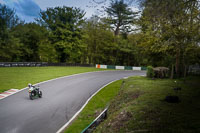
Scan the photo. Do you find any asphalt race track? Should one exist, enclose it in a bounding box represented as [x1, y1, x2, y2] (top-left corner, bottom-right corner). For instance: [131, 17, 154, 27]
[0, 70, 145, 133]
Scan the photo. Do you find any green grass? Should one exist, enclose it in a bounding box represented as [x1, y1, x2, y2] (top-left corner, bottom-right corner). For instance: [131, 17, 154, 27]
[0, 67, 102, 92]
[65, 80, 123, 133]
[94, 76, 200, 133]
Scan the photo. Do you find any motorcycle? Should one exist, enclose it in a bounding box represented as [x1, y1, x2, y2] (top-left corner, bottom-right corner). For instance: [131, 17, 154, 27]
[28, 86, 42, 100]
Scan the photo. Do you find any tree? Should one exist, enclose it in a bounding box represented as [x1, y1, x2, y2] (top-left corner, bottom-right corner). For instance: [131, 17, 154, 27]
[139, 0, 200, 77]
[105, 0, 137, 36]
[12, 23, 52, 62]
[38, 38, 58, 62]
[128, 33, 148, 66]
[0, 4, 22, 61]
[37, 6, 85, 63]
[0, 4, 20, 30]
[83, 16, 117, 64]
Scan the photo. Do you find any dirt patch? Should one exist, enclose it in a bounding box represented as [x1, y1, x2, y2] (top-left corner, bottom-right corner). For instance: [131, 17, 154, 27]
[130, 91, 141, 99]
[108, 110, 133, 131]
[109, 90, 143, 115]
[123, 90, 143, 103]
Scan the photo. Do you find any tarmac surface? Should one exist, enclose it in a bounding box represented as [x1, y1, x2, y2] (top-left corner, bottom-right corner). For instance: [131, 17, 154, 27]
[0, 70, 145, 133]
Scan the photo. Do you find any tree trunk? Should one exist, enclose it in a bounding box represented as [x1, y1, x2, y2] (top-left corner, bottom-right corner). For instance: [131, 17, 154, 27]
[171, 64, 174, 79]
[184, 65, 187, 83]
[175, 48, 180, 78]
[114, 25, 120, 36]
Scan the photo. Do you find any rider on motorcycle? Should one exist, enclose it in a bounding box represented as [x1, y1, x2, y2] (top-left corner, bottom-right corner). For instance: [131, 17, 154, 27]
[28, 83, 38, 95]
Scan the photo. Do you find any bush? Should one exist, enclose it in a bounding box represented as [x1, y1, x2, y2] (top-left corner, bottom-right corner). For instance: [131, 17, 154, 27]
[147, 66, 155, 78]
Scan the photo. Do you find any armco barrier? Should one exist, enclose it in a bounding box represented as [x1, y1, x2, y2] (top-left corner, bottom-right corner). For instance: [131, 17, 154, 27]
[107, 65, 115, 69]
[125, 66, 132, 70]
[100, 65, 107, 69]
[81, 108, 108, 133]
[96, 64, 146, 71]
[132, 67, 141, 70]
[96, 64, 100, 68]
[116, 66, 125, 70]
[141, 66, 147, 70]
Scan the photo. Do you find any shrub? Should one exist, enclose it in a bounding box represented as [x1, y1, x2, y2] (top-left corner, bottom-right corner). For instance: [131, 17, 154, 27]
[147, 66, 155, 78]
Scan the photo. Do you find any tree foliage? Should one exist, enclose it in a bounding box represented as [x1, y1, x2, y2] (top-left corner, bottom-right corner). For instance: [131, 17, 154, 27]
[83, 16, 117, 64]
[106, 0, 137, 36]
[12, 23, 50, 62]
[0, 4, 21, 61]
[139, 0, 200, 77]
[0, 2, 199, 78]
[38, 6, 86, 63]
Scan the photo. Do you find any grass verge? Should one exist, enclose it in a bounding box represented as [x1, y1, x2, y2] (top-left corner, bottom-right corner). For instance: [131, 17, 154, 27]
[65, 80, 123, 133]
[94, 76, 200, 133]
[0, 67, 102, 92]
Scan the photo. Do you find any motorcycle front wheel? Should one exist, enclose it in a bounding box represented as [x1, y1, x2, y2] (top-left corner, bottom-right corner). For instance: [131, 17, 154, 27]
[29, 92, 33, 100]
[39, 91, 42, 98]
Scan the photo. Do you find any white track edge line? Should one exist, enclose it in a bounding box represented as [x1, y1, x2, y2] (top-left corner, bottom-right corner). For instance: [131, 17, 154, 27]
[0, 70, 139, 100]
[0, 70, 145, 131]
[56, 78, 121, 133]
[0, 70, 116, 100]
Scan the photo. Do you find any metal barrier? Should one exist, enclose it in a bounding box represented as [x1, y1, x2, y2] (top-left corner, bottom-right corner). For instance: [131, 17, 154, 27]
[81, 108, 108, 133]
[0, 62, 94, 67]
[96, 64, 147, 70]
[0, 62, 48, 67]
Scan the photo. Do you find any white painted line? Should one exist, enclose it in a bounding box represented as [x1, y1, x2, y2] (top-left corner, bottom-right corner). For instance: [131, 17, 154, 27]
[56, 78, 123, 133]
[0, 70, 111, 100]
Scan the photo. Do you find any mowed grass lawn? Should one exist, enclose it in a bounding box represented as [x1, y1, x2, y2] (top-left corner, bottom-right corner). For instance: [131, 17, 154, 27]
[0, 67, 102, 92]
